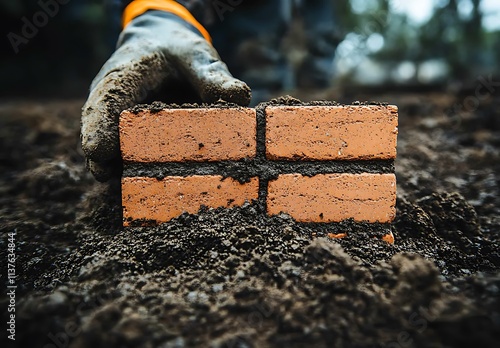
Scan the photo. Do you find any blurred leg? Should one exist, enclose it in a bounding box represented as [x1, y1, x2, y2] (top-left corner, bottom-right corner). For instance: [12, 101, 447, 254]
[103, 0, 123, 48]
[297, 0, 340, 88]
[210, 0, 291, 104]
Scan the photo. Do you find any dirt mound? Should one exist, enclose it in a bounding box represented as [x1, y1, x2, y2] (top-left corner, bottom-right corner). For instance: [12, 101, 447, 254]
[1, 95, 499, 347]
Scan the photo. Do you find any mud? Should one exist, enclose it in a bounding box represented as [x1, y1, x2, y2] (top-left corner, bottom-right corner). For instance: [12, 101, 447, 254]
[128, 100, 246, 113]
[123, 160, 395, 179]
[127, 96, 388, 112]
[1, 92, 499, 347]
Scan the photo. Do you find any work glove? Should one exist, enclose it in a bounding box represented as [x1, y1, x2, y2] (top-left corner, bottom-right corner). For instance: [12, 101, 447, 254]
[81, 5, 251, 182]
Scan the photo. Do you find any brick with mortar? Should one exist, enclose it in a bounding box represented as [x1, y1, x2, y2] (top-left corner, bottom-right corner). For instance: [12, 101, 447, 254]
[265, 105, 398, 160]
[120, 108, 256, 162]
[267, 173, 396, 223]
[122, 176, 259, 226]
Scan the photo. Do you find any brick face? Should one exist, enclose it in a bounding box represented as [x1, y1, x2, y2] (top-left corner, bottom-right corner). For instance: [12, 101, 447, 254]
[120, 104, 398, 227]
[122, 176, 259, 226]
[265, 105, 398, 160]
[267, 173, 396, 223]
[120, 108, 256, 162]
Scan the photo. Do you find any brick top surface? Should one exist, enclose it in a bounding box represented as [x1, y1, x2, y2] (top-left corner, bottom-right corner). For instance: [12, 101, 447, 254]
[265, 105, 398, 161]
[120, 108, 256, 162]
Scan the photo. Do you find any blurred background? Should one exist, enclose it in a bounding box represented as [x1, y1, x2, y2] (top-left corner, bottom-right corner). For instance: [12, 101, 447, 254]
[0, 0, 499, 98]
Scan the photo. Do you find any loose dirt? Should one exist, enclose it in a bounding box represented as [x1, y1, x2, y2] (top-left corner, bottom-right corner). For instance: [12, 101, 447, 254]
[0, 91, 499, 347]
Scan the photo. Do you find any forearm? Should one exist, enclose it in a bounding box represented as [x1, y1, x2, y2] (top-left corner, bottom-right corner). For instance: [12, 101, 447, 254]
[119, 0, 213, 27]
[118, 0, 262, 29]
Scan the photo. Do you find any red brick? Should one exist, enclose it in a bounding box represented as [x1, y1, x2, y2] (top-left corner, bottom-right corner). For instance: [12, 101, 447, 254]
[265, 105, 398, 160]
[120, 108, 256, 162]
[382, 231, 395, 244]
[122, 176, 259, 226]
[267, 173, 396, 223]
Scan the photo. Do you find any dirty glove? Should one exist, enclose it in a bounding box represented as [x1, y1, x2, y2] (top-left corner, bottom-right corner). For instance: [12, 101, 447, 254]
[81, 4, 251, 182]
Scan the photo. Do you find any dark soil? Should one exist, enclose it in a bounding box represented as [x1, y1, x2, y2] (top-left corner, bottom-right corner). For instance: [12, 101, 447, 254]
[1, 91, 499, 348]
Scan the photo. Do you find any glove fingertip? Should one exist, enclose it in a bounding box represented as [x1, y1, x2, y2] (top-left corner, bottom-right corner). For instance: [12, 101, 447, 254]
[202, 79, 252, 106]
[224, 80, 252, 107]
[87, 159, 122, 183]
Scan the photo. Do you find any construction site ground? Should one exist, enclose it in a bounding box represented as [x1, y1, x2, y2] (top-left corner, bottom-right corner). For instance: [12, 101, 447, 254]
[1, 89, 499, 347]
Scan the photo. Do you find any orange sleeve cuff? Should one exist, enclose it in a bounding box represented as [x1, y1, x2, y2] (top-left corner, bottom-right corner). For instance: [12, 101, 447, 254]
[122, 0, 212, 42]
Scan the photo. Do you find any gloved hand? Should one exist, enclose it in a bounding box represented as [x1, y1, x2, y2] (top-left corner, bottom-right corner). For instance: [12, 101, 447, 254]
[81, 8, 251, 182]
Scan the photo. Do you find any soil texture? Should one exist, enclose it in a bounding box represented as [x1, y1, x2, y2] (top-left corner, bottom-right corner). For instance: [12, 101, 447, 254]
[0, 91, 499, 347]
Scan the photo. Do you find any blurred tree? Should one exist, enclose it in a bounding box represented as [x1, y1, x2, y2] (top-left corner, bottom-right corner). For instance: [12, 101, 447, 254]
[337, 0, 497, 83]
[1, 0, 498, 96]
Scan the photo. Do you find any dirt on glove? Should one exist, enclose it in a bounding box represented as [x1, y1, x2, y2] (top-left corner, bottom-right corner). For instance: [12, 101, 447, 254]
[0, 90, 499, 347]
